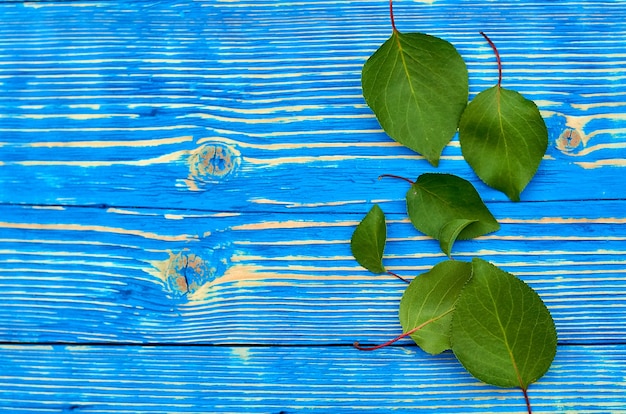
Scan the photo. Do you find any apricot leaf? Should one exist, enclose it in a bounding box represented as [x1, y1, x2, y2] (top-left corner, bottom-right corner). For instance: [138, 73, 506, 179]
[451, 258, 557, 390]
[399, 260, 472, 355]
[351, 204, 387, 274]
[459, 86, 548, 201]
[361, 31, 468, 166]
[406, 173, 500, 255]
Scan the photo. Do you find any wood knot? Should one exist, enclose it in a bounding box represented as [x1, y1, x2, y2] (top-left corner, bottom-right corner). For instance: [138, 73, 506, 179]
[164, 250, 216, 298]
[556, 128, 583, 152]
[186, 142, 241, 190]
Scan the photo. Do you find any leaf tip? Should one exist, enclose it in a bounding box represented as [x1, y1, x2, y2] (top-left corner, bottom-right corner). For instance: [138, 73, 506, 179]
[507, 190, 522, 202]
[427, 155, 440, 168]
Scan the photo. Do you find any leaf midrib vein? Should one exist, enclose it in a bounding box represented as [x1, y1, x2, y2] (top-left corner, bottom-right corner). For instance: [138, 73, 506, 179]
[488, 276, 527, 391]
[394, 32, 423, 134]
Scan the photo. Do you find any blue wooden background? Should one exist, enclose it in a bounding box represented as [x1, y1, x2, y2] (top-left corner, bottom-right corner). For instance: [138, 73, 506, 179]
[1, 0, 626, 412]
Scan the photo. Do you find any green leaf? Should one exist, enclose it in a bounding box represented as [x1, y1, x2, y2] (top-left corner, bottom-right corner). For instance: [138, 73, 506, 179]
[399, 260, 472, 355]
[406, 173, 500, 255]
[351, 204, 387, 274]
[451, 258, 557, 390]
[361, 31, 468, 166]
[439, 219, 478, 258]
[459, 86, 548, 201]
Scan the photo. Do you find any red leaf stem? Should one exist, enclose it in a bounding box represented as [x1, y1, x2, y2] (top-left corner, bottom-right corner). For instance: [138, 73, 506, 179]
[480, 31, 502, 88]
[390, 0, 397, 32]
[354, 309, 453, 351]
[387, 270, 410, 284]
[354, 324, 421, 351]
[522, 387, 532, 414]
[378, 174, 414, 185]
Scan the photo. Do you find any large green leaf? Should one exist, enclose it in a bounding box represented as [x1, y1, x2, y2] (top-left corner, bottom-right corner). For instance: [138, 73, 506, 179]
[451, 258, 557, 390]
[459, 86, 548, 201]
[406, 173, 500, 255]
[361, 31, 468, 166]
[351, 204, 387, 274]
[399, 260, 472, 355]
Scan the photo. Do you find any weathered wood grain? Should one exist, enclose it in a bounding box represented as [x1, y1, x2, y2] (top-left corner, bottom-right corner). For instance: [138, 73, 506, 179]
[1, 0, 626, 212]
[2, 0, 626, 412]
[1, 201, 625, 344]
[0, 344, 624, 413]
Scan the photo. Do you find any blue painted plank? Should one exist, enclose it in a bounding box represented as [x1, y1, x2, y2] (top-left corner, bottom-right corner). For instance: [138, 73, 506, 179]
[1, 201, 625, 344]
[0, 344, 624, 413]
[1, 0, 625, 212]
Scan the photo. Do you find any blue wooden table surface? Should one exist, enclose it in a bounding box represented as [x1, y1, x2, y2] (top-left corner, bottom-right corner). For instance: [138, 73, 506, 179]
[1, 0, 626, 412]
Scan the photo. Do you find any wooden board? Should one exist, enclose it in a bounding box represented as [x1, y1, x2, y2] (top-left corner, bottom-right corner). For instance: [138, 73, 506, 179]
[1, 0, 625, 212]
[1, 345, 625, 413]
[2, 202, 626, 346]
[1, 0, 626, 412]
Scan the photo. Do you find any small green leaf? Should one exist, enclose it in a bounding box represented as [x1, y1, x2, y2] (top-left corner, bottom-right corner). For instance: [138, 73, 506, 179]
[351, 204, 387, 274]
[451, 258, 557, 390]
[399, 260, 472, 355]
[406, 173, 500, 255]
[362, 31, 468, 166]
[439, 219, 478, 258]
[459, 86, 548, 201]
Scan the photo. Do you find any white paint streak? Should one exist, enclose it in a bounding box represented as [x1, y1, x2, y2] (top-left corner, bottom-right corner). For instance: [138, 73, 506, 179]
[31, 206, 65, 211]
[23, 2, 105, 8]
[69, 104, 101, 110]
[14, 150, 188, 167]
[9, 114, 139, 121]
[499, 217, 626, 224]
[231, 220, 358, 231]
[0, 125, 196, 133]
[575, 159, 626, 169]
[249, 198, 367, 208]
[564, 142, 626, 157]
[197, 136, 402, 151]
[106, 208, 157, 216]
[572, 101, 626, 111]
[0, 222, 196, 242]
[243, 154, 432, 166]
[25, 136, 193, 148]
[180, 112, 373, 124]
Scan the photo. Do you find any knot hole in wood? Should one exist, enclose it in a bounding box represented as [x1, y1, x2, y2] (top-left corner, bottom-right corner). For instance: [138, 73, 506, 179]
[186, 142, 241, 190]
[556, 128, 583, 152]
[164, 249, 225, 298]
